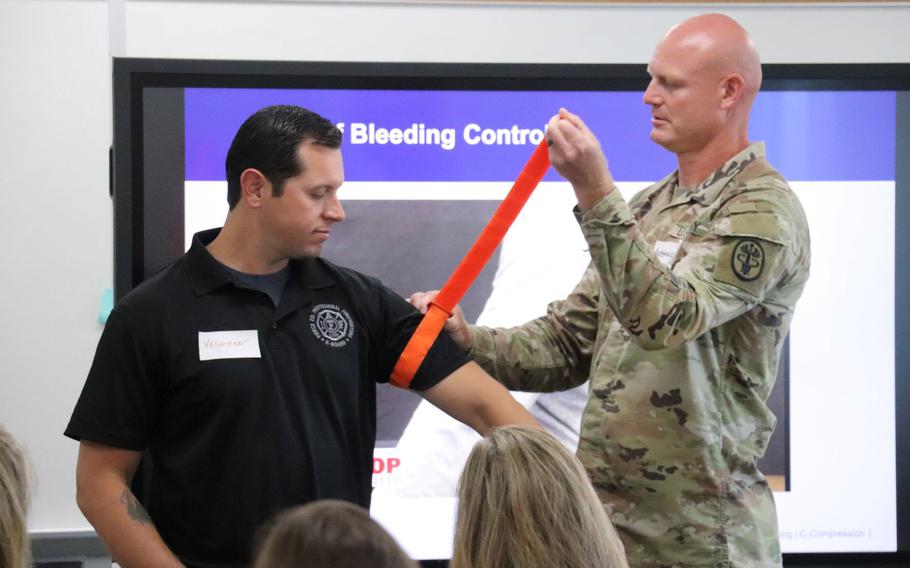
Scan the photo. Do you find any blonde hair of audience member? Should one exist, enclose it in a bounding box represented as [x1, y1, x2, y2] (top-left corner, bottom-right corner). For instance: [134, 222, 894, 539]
[451, 426, 628, 568]
[253, 500, 418, 568]
[0, 426, 30, 568]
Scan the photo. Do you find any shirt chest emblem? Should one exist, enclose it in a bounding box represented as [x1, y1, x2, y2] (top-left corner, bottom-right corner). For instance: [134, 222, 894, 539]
[308, 303, 355, 348]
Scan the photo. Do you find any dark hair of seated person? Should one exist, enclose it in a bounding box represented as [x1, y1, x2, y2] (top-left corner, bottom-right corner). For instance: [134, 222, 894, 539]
[253, 499, 418, 568]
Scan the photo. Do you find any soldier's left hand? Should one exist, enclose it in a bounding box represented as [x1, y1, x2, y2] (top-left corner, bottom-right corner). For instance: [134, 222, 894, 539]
[547, 108, 616, 210]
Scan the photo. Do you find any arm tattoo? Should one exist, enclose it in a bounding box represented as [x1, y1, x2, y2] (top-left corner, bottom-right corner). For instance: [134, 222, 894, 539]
[119, 489, 152, 524]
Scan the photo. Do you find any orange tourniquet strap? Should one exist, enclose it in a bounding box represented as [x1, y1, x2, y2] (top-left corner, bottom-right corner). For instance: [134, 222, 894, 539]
[390, 139, 551, 388]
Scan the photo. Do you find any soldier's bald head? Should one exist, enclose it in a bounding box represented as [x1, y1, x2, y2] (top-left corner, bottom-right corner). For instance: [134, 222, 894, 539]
[657, 13, 762, 106]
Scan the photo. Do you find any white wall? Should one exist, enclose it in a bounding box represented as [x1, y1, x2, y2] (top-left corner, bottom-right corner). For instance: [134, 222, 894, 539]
[0, 0, 112, 532]
[1, 0, 908, 536]
[118, 1, 910, 63]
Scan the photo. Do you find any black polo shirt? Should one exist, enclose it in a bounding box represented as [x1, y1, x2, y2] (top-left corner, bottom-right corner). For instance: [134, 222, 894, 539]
[65, 228, 469, 568]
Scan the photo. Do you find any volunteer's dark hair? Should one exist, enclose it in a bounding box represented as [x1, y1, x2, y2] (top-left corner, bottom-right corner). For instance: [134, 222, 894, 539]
[225, 104, 342, 209]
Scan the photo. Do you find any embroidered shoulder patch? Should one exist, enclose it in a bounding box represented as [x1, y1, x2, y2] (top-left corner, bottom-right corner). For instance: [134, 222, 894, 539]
[731, 238, 764, 281]
[714, 237, 779, 297]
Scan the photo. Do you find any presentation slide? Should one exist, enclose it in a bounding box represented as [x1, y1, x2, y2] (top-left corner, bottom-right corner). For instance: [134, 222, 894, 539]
[183, 88, 896, 559]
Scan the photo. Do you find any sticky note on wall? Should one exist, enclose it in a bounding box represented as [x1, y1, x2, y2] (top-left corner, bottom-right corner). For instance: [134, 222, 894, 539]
[99, 288, 113, 324]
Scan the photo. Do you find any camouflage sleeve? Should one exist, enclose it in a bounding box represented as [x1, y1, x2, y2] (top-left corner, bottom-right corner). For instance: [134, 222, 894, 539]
[581, 184, 803, 350]
[468, 264, 604, 392]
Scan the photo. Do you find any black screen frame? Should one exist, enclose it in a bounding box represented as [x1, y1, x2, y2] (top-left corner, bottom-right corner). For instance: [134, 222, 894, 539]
[112, 58, 910, 566]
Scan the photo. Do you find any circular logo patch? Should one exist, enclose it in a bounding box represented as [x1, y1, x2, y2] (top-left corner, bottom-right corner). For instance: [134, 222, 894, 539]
[309, 304, 355, 348]
[731, 238, 764, 281]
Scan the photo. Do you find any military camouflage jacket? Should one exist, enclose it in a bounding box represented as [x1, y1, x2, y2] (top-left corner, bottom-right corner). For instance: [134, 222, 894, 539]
[470, 143, 811, 567]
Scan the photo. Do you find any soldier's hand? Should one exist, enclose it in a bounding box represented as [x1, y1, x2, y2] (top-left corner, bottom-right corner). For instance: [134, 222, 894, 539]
[407, 290, 473, 352]
[547, 108, 616, 211]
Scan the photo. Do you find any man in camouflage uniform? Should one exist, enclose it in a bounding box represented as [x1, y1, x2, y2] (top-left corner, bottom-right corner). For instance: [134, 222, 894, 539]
[411, 13, 810, 568]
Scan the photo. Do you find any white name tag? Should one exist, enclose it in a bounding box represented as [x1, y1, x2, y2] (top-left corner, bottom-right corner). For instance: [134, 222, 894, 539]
[654, 240, 682, 268]
[198, 330, 261, 361]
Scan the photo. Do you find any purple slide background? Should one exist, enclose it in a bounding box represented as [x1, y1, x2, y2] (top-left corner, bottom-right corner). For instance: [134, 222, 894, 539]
[185, 89, 895, 183]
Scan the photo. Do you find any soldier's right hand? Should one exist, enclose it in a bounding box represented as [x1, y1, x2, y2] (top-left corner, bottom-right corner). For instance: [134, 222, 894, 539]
[547, 108, 616, 211]
[407, 290, 473, 352]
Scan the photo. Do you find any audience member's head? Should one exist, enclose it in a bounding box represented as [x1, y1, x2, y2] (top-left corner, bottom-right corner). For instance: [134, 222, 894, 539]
[253, 500, 418, 568]
[0, 425, 30, 568]
[451, 426, 628, 568]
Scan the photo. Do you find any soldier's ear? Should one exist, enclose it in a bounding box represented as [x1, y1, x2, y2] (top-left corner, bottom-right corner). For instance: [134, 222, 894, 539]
[719, 74, 745, 109]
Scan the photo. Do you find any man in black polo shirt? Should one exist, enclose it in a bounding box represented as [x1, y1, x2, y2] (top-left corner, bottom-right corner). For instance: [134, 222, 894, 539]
[65, 105, 537, 568]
